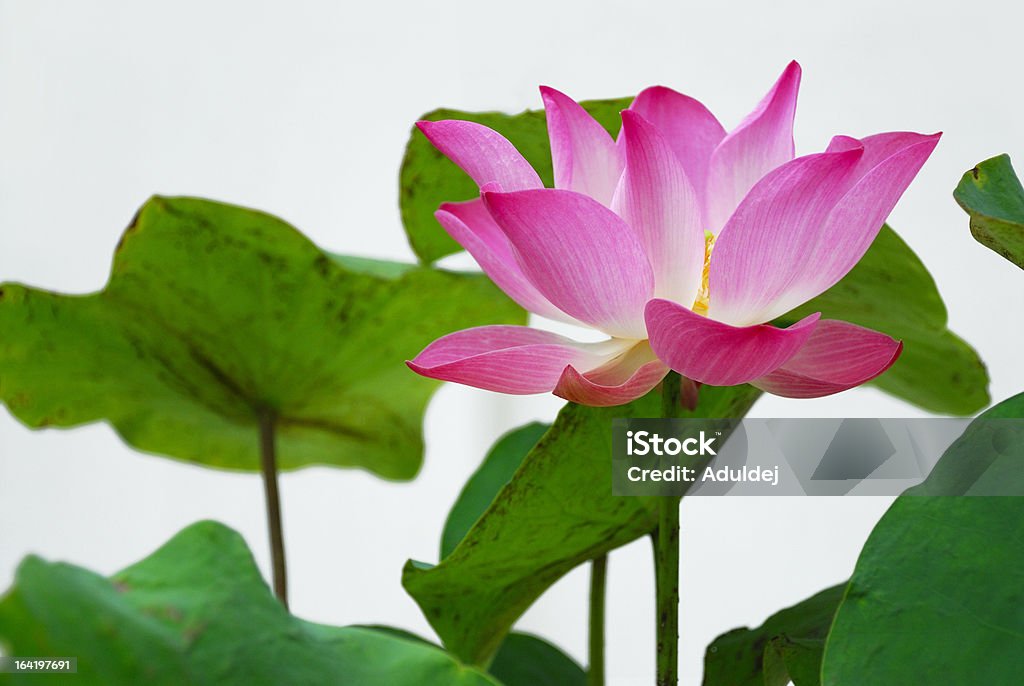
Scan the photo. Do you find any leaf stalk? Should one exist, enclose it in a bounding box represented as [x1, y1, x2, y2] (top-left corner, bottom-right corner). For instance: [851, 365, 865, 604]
[259, 410, 288, 609]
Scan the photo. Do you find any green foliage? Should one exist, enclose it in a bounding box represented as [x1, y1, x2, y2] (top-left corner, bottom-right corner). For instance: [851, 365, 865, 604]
[778, 225, 988, 415]
[363, 625, 586, 686]
[404, 384, 762, 666]
[702, 585, 844, 686]
[440, 422, 550, 559]
[954, 154, 1024, 269]
[0, 521, 499, 686]
[904, 391, 1024, 496]
[435, 422, 588, 684]
[0, 196, 524, 478]
[399, 97, 630, 263]
[364, 630, 585, 686]
[821, 392, 1024, 684]
[704, 392, 1024, 685]
[431, 422, 595, 683]
[489, 633, 587, 686]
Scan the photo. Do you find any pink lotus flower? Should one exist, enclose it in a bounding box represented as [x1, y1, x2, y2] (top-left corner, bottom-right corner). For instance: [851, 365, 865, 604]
[408, 62, 939, 407]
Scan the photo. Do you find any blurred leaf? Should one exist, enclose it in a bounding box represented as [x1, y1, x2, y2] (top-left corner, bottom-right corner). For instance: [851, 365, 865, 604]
[0, 196, 524, 478]
[702, 584, 844, 686]
[441, 422, 550, 559]
[954, 154, 1024, 269]
[404, 384, 761, 666]
[356, 624, 435, 645]
[363, 625, 585, 686]
[399, 98, 631, 263]
[778, 225, 988, 415]
[822, 392, 1024, 684]
[0, 521, 499, 686]
[489, 632, 587, 686]
[763, 637, 826, 686]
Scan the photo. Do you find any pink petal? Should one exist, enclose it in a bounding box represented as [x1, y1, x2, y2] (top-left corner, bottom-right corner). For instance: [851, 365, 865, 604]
[804, 132, 941, 297]
[645, 298, 820, 386]
[407, 326, 621, 395]
[435, 200, 571, 322]
[710, 133, 939, 326]
[825, 134, 865, 155]
[611, 111, 705, 305]
[708, 147, 864, 327]
[554, 341, 669, 407]
[540, 86, 623, 205]
[827, 131, 938, 181]
[705, 61, 802, 232]
[629, 85, 726, 216]
[752, 320, 903, 398]
[483, 188, 655, 338]
[416, 120, 542, 191]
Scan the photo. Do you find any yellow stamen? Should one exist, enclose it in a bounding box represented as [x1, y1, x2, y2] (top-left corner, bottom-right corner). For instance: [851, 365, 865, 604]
[691, 230, 716, 317]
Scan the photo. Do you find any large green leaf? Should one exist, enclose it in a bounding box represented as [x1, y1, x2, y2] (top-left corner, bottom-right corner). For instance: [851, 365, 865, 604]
[703, 585, 845, 686]
[0, 196, 524, 478]
[0, 521, 498, 686]
[399, 98, 630, 263]
[777, 225, 988, 415]
[821, 392, 1024, 684]
[954, 154, 1024, 269]
[703, 393, 1024, 685]
[404, 384, 762, 666]
[440, 422, 550, 559]
[436, 423, 588, 684]
[362, 624, 585, 686]
[904, 391, 1024, 496]
[364, 624, 585, 686]
[489, 632, 587, 686]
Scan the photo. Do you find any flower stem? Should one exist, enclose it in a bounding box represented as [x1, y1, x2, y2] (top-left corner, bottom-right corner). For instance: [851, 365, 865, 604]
[588, 554, 608, 686]
[259, 409, 288, 609]
[655, 495, 681, 685]
[656, 372, 683, 685]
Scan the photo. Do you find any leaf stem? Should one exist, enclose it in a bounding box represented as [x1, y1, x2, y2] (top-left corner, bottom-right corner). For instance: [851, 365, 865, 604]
[588, 554, 608, 686]
[656, 372, 682, 685]
[655, 495, 681, 685]
[259, 410, 288, 609]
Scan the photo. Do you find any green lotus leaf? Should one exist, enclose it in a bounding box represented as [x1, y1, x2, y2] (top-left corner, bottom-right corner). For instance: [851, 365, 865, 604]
[0, 521, 498, 686]
[954, 153, 1024, 269]
[404, 384, 762, 666]
[0, 196, 524, 478]
[703, 584, 844, 686]
[822, 392, 1024, 684]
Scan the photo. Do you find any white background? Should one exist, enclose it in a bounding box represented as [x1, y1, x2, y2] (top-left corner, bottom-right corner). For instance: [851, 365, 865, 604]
[2, 2, 1023, 684]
